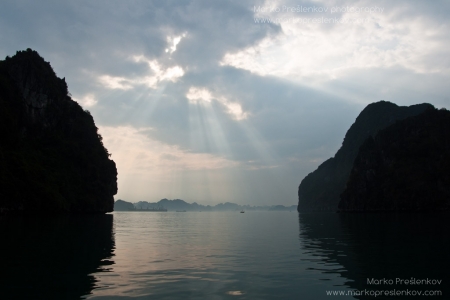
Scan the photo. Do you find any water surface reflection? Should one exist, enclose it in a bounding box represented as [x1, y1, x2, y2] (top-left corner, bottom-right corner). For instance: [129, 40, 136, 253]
[90, 212, 304, 299]
[0, 214, 115, 299]
[4, 211, 447, 299]
[299, 213, 450, 299]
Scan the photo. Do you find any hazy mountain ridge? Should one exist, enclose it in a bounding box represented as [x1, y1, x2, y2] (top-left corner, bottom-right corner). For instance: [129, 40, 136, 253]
[0, 49, 117, 214]
[115, 199, 297, 211]
[339, 107, 450, 211]
[297, 101, 433, 212]
[114, 200, 136, 211]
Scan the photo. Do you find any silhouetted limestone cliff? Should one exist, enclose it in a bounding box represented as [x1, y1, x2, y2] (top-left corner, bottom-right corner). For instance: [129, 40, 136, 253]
[0, 49, 117, 214]
[297, 101, 433, 212]
[339, 108, 450, 211]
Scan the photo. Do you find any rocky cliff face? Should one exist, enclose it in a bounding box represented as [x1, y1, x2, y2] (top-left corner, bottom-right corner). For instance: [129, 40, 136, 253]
[297, 101, 433, 212]
[338, 108, 450, 211]
[0, 49, 117, 214]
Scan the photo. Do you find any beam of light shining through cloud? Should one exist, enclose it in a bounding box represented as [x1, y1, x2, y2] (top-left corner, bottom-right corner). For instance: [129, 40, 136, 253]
[2, 0, 449, 205]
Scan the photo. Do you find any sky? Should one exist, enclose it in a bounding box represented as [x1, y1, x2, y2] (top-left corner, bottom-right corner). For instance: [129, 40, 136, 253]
[1, 0, 449, 206]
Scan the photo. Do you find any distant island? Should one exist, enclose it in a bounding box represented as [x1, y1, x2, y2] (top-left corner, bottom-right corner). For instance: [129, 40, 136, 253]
[114, 198, 297, 212]
[0, 49, 117, 214]
[297, 101, 450, 212]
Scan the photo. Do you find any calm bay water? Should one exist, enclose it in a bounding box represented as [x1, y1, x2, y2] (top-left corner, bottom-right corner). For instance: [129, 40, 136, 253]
[1, 211, 449, 299]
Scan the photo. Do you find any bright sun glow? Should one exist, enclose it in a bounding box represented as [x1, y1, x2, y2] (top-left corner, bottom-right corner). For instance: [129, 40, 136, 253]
[165, 33, 186, 54]
[186, 87, 213, 104]
[98, 56, 184, 90]
[186, 87, 248, 120]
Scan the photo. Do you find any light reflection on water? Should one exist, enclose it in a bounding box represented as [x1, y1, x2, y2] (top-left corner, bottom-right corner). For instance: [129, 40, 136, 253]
[1, 211, 449, 299]
[89, 212, 450, 299]
[88, 211, 348, 299]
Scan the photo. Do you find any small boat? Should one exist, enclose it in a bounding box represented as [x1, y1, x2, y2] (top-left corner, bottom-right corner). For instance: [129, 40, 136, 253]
[176, 210, 186, 212]
[240, 210, 245, 213]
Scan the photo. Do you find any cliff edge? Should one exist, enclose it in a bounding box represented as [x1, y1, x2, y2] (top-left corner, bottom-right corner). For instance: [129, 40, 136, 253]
[0, 49, 117, 214]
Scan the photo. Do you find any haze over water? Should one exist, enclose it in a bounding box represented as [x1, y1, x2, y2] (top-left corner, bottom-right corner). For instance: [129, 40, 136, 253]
[1, 211, 449, 299]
